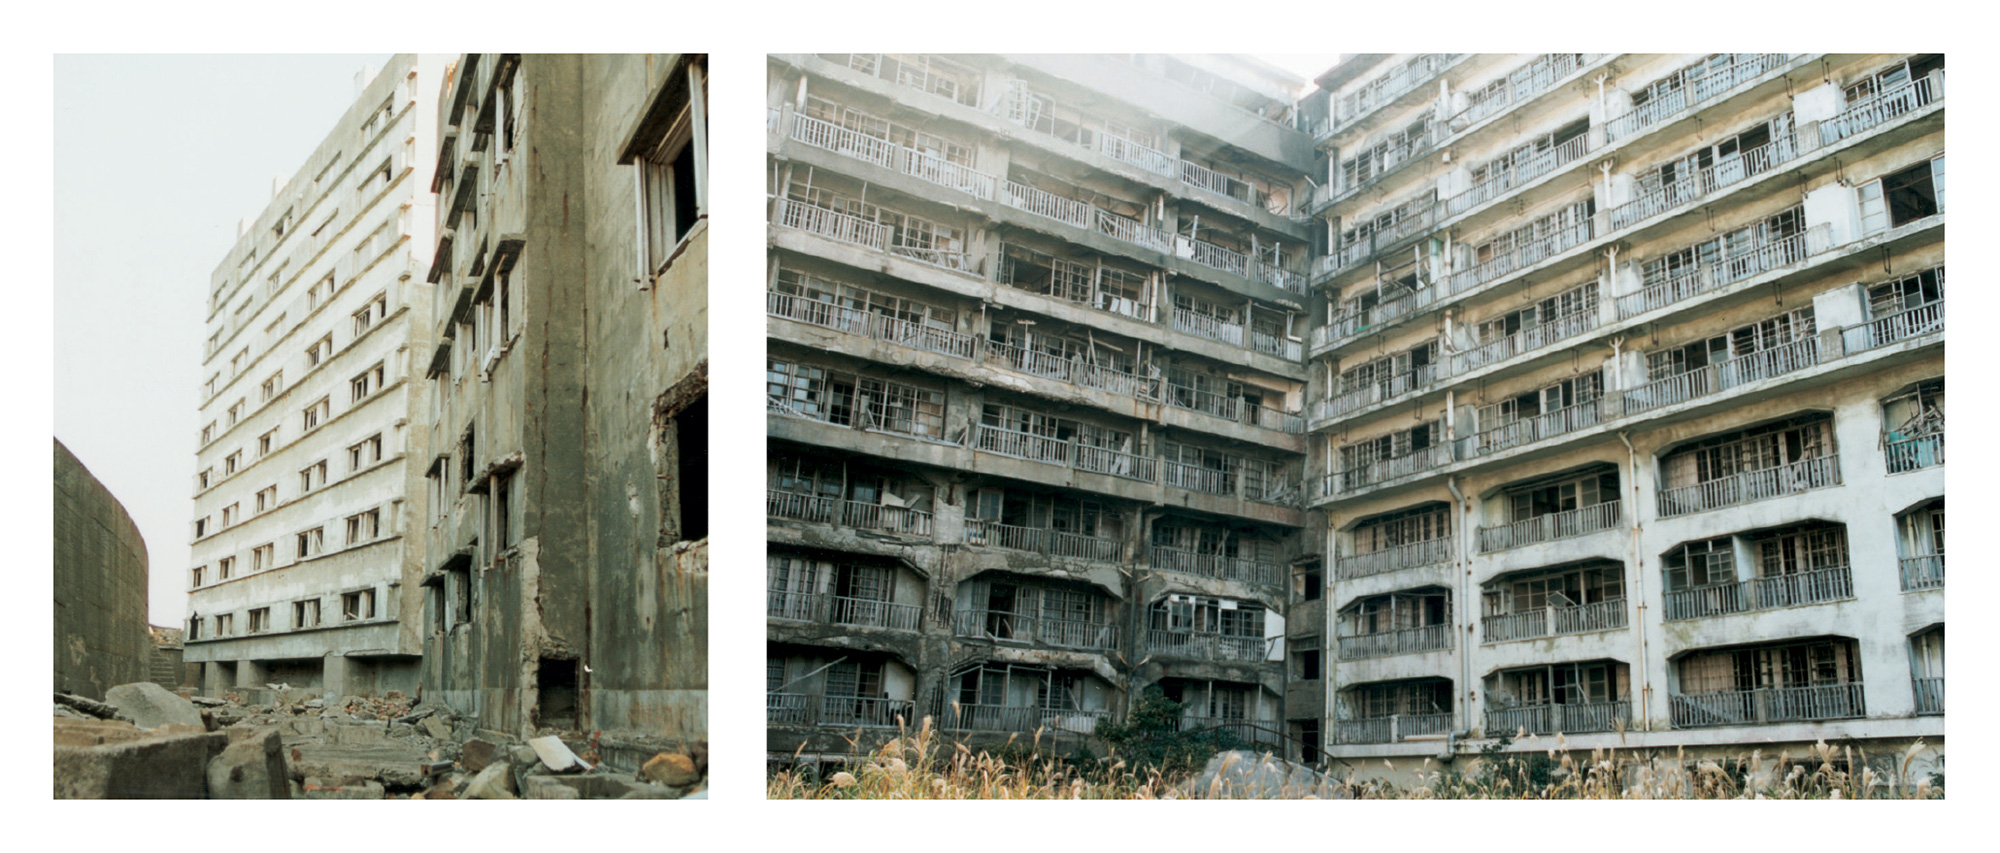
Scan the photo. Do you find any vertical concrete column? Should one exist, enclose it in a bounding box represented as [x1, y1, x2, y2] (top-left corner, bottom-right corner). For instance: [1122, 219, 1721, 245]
[202, 661, 228, 696]
[324, 653, 352, 700]
[235, 659, 267, 690]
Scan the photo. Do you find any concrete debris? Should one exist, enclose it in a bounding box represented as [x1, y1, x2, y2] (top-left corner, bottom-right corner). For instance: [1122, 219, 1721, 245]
[54, 692, 128, 721]
[460, 738, 498, 772]
[303, 778, 386, 799]
[55, 725, 227, 798]
[461, 762, 516, 799]
[206, 728, 290, 799]
[103, 683, 202, 730]
[528, 735, 592, 773]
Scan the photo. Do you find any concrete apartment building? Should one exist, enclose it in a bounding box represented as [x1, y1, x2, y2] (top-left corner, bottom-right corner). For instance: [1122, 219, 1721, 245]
[1301, 53, 1942, 780]
[766, 54, 1944, 780]
[421, 54, 708, 740]
[186, 55, 446, 699]
[764, 54, 1319, 758]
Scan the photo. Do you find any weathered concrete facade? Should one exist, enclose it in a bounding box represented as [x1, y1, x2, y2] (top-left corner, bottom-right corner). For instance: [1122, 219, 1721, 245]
[765, 54, 1316, 759]
[185, 55, 445, 701]
[421, 54, 707, 740]
[55, 440, 152, 699]
[1303, 54, 1943, 783]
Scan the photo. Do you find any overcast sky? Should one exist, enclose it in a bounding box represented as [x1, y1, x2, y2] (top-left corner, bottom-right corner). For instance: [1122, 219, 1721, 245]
[55, 55, 393, 625]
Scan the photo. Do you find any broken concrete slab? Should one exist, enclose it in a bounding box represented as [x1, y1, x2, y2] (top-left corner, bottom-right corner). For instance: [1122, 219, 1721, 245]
[528, 735, 592, 773]
[519, 775, 582, 799]
[206, 728, 290, 799]
[54, 717, 150, 747]
[302, 778, 385, 799]
[54, 692, 127, 721]
[104, 682, 203, 730]
[641, 752, 700, 787]
[420, 715, 451, 740]
[519, 773, 682, 799]
[461, 762, 516, 799]
[460, 738, 498, 772]
[54, 729, 228, 798]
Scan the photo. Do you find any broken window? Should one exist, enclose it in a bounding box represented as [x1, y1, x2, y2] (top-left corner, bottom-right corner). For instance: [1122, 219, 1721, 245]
[191, 565, 206, 588]
[1646, 306, 1816, 379]
[1858, 155, 1945, 234]
[255, 485, 277, 513]
[1503, 469, 1619, 523]
[301, 397, 330, 431]
[1663, 538, 1735, 592]
[305, 335, 333, 368]
[493, 471, 514, 549]
[224, 451, 241, 475]
[766, 358, 945, 438]
[459, 427, 476, 488]
[194, 517, 210, 539]
[345, 509, 381, 545]
[248, 608, 270, 634]
[1659, 414, 1835, 490]
[300, 459, 328, 493]
[258, 428, 278, 457]
[215, 614, 232, 637]
[221, 503, 238, 527]
[1676, 638, 1861, 694]
[1296, 564, 1323, 602]
[260, 371, 283, 402]
[227, 399, 244, 426]
[674, 395, 707, 541]
[1296, 640, 1323, 681]
[217, 557, 234, 580]
[251, 543, 274, 572]
[350, 363, 386, 402]
[348, 433, 384, 471]
[1866, 266, 1945, 319]
[200, 422, 216, 445]
[353, 294, 387, 337]
[297, 527, 325, 559]
[294, 598, 321, 629]
[639, 58, 706, 277]
[342, 588, 376, 621]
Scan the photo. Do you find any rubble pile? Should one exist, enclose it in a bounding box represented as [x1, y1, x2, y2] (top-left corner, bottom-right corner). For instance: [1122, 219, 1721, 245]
[54, 684, 707, 799]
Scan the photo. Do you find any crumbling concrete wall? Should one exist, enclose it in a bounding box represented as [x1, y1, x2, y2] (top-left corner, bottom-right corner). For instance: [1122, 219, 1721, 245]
[54, 440, 151, 699]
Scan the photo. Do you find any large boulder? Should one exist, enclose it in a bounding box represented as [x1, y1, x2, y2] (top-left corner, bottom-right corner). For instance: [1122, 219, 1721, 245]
[206, 728, 290, 799]
[462, 762, 516, 799]
[54, 729, 228, 798]
[104, 683, 202, 730]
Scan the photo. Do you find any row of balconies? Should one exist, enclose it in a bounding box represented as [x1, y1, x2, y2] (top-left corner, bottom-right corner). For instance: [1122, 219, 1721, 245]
[1338, 683, 1882, 744]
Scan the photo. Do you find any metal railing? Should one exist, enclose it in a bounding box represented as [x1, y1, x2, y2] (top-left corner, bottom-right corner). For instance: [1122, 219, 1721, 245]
[1912, 677, 1944, 716]
[766, 589, 822, 623]
[768, 692, 918, 729]
[1663, 565, 1853, 621]
[1446, 133, 1592, 217]
[1329, 443, 1455, 495]
[953, 609, 1118, 652]
[1336, 623, 1453, 660]
[1097, 210, 1177, 253]
[1335, 537, 1452, 580]
[1482, 599, 1627, 643]
[1000, 180, 1092, 228]
[1320, 206, 1439, 279]
[1605, 54, 1792, 142]
[1335, 125, 1441, 201]
[964, 519, 1123, 563]
[1821, 72, 1942, 146]
[1329, 54, 1463, 132]
[1486, 700, 1629, 736]
[1098, 134, 1176, 176]
[944, 704, 1113, 735]
[1146, 629, 1267, 663]
[1146, 543, 1283, 587]
[790, 112, 997, 200]
[1183, 239, 1251, 279]
[1453, 309, 1599, 374]
[1178, 159, 1255, 204]
[1607, 134, 1799, 231]
[1321, 282, 1439, 349]
[1624, 337, 1822, 416]
[776, 197, 888, 250]
[1617, 226, 1826, 320]
[1670, 682, 1864, 728]
[1171, 307, 1245, 348]
[830, 596, 923, 631]
[1844, 299, 1944, 353]
[981, 341, 1154, 401]
[767, 291, 979, 359]
[1333, 711, 1454, 744]
[1162, 460, 1236, 496]
[1477, 501, 1620, 552]
[766, 489, 934, 537]
[1161, 382, 1304, 433]
[1899, 554, 1944, 591]
[1657, 454, 1841, 518]
[1321, 362, 1446, 420]
[971, 423, 1157, 484]
[1463, 396, 1607, 457]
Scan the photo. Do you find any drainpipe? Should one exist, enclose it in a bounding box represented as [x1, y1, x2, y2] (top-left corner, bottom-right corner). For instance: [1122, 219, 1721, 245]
[1445, 475, 1473, 746]
[1616, 430, 1653, 731]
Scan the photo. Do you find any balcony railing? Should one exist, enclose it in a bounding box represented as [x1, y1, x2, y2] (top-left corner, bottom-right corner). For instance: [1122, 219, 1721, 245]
[766, 489, 934, 537]
[1098, 134, 1176, 177]
[1328, 443, 1455, 495]
[1446, 133, 1592, 217]
[1662, 565, 1853, 621]
[1670, 682, 1864, 728]
[1336, 623, 1453, 660]
[1162, 460, 1235, 496]
[768, 692, 917, 729]
[1000, 180, 1092, 228]
[1147, 543, 1283, 587]
[1844, 299, 1944, 353]
[1604, 54, 1792, 143]
[1335, 537, 1452, 580]
[1171, 307, 1244, 348]
[1883, 430, 1943, 475]
[767, 291, 980, 360]
[1146, 629, 1267, 663]
[1607, 134, 1799, 231]
[965, 518, 1123, 563]
[1821, 72, 1942, 146]
[1097, 210, 1177, 254]
[1450, 54, 1604, 131]
[1656, 454, 1841, 518]
[1329, 54, 1464, 132]
[1624, 337, 1822, 416]
[1912, 676, 1944, 716]
[1452, 310, 1599, 374]
[971, 423, 1158, 485]
[953, 609, 1118, 652]
[789, 112, 998, 200]
[1179, 159, 1255, 204]
[1616, 225, 1828, 320]
[1899, 554, 1944, 591]
[944, 703, 1113, 735]
[1333, 711, 1453, 744]
[980, 339, 1157, 400]
[1449, 219, 1595, 296]
[1486, 700, 1629, 736]
[1321, 282, 1440, 350]
[1319, 206, 1439, 279]
[768, 590, 922, 632]
[774, 198, 977, 275]
[1162, 382, 1304, 433]
[1477, 501, 1621, 553]
[1482, 598, 1626, 643]
[1320, 362, 1447, 421]
[1335, 125, 1442, 202]
[1463, 396, 1607, 458]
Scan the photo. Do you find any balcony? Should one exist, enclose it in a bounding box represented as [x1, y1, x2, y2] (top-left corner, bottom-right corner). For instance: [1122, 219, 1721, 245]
[766, 489, 934, 537]
[1162, 460, 1236, 497]
[768, 693, 917, 729]
[1318, 362, 1448, 422]
[1336, 623, 1453, 660]
[1843, 299, 1944, 354]
[767, 590, 922, 632]
[1624, 337, 1824, 417]
[1445, 133, 1593, 218]
[1449, 219, 1595, 298]
[953, 609, 1119, 653]
[972, 422, 1158, 484]
[1326, 444, 1454, 497]
[1912, 677, 1944, 716]
[1670, 682, 1864, 728]
[1335, 537, 1451, 581]
[1463, 396, 1608, 458]
[1820, 71, 1942, 146]
[1146, 629, 1267, 664]
[1000, 180, 1093, 229]
[1485, 700, 1629, 736]
[1318, 281, 1440, 352]
[943, 704, 1113, 735]
[1606, 133, 1801, 232]
[1449, 54, 1605, 131]
[1477, 501, 1621, 553]
[965, 518, 1122, 563]
[1146, 543, 1283, 587]
[1656, 454, 1841, 519]
[1332, 712, 1452, 744]
[1098, 134, 1176, 177]
[788, 112, 997, 201]
[1662, 565, 1854, 621]
[767, 290, 979, 360]
[980, 339, 1159, 400]
[1162, 381, 1304, 433]
[1332, 124, 1442, 204]
[1616, 226, 1829, 320]
[1604, 54, 1793, 143]
[773, 198, 978, 275]
[1885, 432, 1944, 475]
[1452, 310, 1599, 374]
[1316, 205, 1438, 280]
[1899, 554, 1944, 591]
[1481, 599, 1626, 643]
[1325, 54, 1465, 136]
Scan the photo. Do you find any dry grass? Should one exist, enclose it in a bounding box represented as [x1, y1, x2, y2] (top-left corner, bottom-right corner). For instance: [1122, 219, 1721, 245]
[769, 719, 1943, 800]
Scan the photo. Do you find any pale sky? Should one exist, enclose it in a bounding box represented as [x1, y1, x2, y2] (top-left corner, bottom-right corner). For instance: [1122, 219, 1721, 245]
[55, 55, 393, 625]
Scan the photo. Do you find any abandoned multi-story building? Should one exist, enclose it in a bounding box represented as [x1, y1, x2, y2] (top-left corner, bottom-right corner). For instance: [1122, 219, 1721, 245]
[766, 54, 1944, 780]
[764, 54, 1317, 758]
[185, 55, 447, 700]
[421, 54, 709, 739]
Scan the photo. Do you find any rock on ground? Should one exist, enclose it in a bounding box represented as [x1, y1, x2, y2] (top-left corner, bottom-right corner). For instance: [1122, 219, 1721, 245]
[462, 761, 516, 799]
[207, 728, 290, 799]
[55, 729, 228, 798]
[104, 683, 203, 730]
[642, 752, 700, 787]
